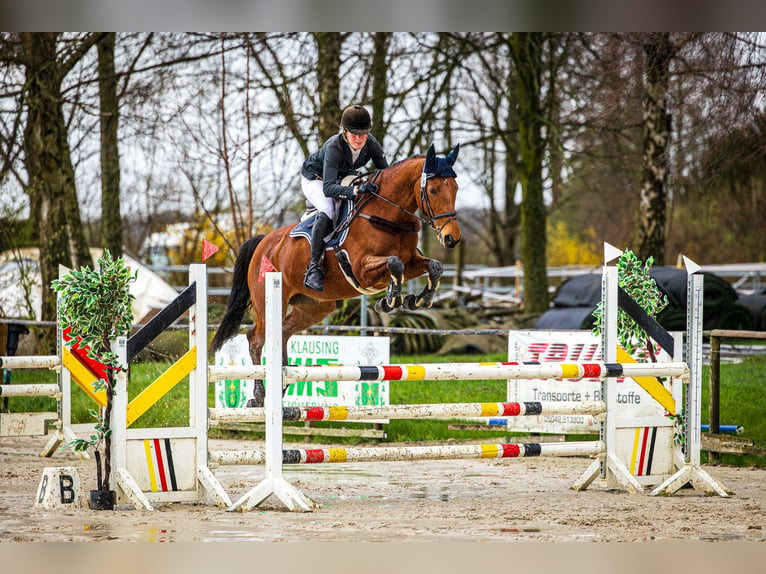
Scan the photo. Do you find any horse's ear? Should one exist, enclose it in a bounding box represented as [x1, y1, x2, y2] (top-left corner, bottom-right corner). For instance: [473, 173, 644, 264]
[445, 143, 460, 166]
[424, 143, 437, 173]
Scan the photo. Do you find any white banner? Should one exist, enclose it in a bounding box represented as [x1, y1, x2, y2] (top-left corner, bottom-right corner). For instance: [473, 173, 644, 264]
[214, 334, 390, 410]
[506, 330, 679, 434]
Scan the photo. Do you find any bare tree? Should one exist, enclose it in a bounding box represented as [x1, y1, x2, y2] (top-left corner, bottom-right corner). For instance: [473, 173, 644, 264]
[510, 33, 549, 314]
[19, 33, 98, 323]
[98, 32, 122, 256]
[314, 33, 344, 142]
[637, 33, 678, 264]
[449, 33, 521, 267]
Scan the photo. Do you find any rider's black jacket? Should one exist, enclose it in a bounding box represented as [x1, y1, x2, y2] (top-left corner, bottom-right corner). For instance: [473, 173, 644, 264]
[301, 133, 389, 200]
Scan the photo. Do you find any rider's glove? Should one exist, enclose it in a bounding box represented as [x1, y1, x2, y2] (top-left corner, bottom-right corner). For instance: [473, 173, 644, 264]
[357, 182, 379, 195]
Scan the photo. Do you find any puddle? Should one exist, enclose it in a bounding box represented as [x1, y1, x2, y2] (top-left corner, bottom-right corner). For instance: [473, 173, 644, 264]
[140, 527, 178, 542]
[215, 464, 384, 485]
[135, 526, 268, 542]
[411, 486, 450, 502]
[201, 530, 268, 542]
[698, 533, 750, 541]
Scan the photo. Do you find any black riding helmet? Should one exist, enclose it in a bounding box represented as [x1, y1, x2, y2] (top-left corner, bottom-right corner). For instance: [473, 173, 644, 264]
[340, 105, 372, 135]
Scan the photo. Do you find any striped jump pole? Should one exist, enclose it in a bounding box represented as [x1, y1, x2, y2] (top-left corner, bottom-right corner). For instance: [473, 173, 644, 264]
[210, 440, 605, 466]
[208, 361, 688, 384]
[283, 361, 689, 383]
[209, 400, 607, 424]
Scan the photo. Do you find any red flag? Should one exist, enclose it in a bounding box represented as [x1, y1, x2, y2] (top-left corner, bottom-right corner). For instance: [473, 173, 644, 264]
[258, 255, 276, 283]
[202, 238, 219, 262]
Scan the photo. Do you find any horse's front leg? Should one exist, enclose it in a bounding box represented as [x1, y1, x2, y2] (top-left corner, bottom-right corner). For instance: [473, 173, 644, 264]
[403, 258, 443, 310]
[373, 256, 405, 313]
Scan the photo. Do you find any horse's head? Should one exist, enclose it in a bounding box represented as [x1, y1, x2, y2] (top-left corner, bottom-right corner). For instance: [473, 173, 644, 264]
[419, 143, 461, 249]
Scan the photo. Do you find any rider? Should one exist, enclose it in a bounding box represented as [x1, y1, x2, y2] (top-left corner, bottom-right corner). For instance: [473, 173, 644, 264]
[300, 104, 389, 291]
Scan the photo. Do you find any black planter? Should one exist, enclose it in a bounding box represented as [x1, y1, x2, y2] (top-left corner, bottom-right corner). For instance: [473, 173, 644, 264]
[89, 489, 116, 510]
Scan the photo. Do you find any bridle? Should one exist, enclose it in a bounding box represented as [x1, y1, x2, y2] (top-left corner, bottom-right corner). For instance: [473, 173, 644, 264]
[343, 165, 457, 240]
[418, 169, 458, 236]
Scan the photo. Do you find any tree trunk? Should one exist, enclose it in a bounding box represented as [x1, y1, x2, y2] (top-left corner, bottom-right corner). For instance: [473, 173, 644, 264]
[21, 33, 93, 325]
[511, 33, 549, 314]
[638, 33, 674, 265]
[98, 32, 123, 257]
[370, 32, 391, 145]
[314, 33, 342, 141]
[502, 149, 520, 266]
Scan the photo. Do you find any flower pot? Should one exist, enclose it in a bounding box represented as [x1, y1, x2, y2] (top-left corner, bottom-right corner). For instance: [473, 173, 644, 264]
[89, 489, 116, 510]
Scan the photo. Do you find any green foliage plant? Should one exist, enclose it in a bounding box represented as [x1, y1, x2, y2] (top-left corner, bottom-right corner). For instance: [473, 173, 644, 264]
[590, 250, 683, 443]
[51, 250, 136, 492]
[591, 249, 668, 357]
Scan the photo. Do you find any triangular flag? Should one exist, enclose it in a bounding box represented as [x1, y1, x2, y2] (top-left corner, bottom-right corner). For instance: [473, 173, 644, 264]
[603, 242, 623, 264]
[202, 239, 219, 262]
[682, 255, 701, 275]
[257, 255, 277, 283]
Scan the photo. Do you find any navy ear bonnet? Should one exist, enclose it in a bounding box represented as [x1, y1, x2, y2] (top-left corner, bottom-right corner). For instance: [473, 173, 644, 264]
[423, 143, 460, 179]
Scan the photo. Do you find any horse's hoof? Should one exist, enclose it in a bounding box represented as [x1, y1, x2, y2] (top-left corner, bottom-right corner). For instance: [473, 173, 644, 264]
[403, 294, 418, 310]
[246, 382, 265, 407]
[374, 298, 393, 313]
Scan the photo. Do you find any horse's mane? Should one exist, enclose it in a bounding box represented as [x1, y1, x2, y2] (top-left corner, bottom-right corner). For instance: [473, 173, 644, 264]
[374, 154, 423, 184]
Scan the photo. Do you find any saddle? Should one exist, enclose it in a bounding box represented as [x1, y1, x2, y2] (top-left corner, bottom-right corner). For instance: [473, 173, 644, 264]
[290, 173, 366, 248]
[290, 199, 353, 249]
[289, 172, 421, 293]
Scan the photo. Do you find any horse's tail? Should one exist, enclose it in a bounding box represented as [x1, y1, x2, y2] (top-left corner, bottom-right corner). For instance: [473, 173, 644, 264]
[210, 235, 265, 354]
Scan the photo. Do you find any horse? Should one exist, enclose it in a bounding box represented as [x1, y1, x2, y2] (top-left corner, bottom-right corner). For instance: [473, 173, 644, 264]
[210, 143, 461, 406]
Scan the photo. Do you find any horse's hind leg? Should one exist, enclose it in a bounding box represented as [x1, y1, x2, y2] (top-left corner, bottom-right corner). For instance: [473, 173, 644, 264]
[373, 256, 405, 313]
[403, 259, 443, 310]
[245, 323, 266, 407]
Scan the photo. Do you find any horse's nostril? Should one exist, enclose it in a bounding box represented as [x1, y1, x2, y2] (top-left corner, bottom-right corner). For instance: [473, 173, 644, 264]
[445, 235, 461, 248]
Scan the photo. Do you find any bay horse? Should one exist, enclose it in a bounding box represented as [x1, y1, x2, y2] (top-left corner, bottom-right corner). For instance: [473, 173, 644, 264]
[210, 143, 461, 405]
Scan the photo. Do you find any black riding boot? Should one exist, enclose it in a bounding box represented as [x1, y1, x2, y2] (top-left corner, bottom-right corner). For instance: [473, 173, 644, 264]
[304, 212, 333, 291]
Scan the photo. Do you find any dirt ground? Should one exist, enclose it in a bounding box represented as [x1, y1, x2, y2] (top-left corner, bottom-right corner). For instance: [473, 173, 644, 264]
[2, 434, 765, 543]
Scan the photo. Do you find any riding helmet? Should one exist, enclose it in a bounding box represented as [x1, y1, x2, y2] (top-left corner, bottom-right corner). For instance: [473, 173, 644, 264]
[340, 105, 372, 135]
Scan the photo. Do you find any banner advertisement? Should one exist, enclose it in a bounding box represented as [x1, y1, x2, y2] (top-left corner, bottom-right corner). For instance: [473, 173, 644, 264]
[214, 334, 390, 411]
[506, 330, 679, 434]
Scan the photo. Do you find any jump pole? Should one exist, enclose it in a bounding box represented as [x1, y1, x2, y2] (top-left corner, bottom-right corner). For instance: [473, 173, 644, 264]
[211, 440, 604, 466]
[0, 365, 61, 439]
[210, 362, 689, 384]
[0, 337, 76, 446]
[209, 400, 607, 424]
